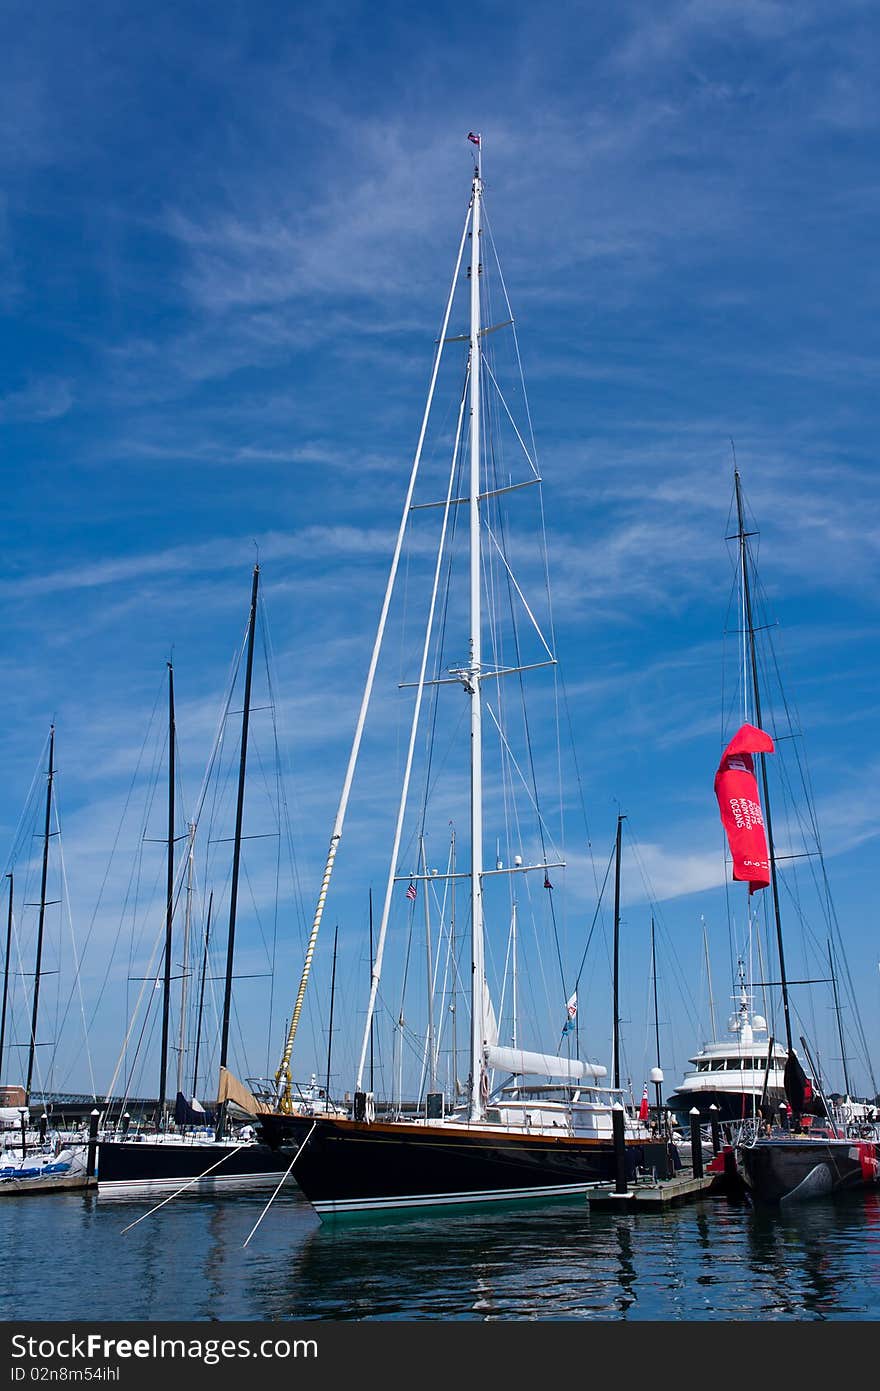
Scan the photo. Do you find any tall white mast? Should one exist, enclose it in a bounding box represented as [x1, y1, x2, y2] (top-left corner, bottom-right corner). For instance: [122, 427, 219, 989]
[468, 149, 486, 1122]
[511, 900, 518, 1051]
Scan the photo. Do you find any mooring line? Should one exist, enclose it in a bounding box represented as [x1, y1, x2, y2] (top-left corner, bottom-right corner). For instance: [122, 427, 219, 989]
[243, 1122, 317, 1248]
[119, 1143, 247, 1233]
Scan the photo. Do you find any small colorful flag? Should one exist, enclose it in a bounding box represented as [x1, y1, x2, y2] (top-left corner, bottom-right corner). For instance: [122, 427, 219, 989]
[467, 132, 481, 146]
[561, 991, 577, 1035]
[406, 882, 417, 901]
[639, 1084, 649, 1122]
[543, 874, 553, 890]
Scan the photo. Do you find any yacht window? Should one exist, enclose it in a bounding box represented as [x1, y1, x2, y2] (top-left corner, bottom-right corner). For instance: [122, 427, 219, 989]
[728, 1059, 742, 1069]
[711, 1061, 725, 1071]
[697, 1061, 710, 1072]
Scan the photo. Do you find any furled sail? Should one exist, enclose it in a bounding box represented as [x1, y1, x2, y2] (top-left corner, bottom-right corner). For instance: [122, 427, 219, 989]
[783, 1049, 808, 1116]
[714, 722, 774, 893]
[173, 1092, 217, 1126]
[485, 1044, 607, 1081]
[782, 1049, 827, 1119]
[217, 1065, 269, 1115]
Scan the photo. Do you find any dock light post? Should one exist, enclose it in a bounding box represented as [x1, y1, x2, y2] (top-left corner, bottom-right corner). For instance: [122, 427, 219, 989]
[86, 1109, 100, 1178]
[778, 1102, 788, 1132]
[709, 1103, 721, 1154]
[121, 1112, 131, 1137]
[18, 1107, 27, 1160]
[39, 1113, 48, 1143]
[689, 1108, 703, 1178]
[612, 1103, 628, 1193]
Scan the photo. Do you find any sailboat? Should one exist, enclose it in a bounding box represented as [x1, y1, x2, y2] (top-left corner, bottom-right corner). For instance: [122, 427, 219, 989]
[0, 727, 100, 1193]
[97, 569, 289, 1197]
[256, 139, 660, 1219]
[716, 470, 880, 1203]
[6, 727, 58, 1120]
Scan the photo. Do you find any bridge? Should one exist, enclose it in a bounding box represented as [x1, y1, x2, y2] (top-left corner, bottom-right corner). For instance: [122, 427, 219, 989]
[27, 1093, 163, 1124]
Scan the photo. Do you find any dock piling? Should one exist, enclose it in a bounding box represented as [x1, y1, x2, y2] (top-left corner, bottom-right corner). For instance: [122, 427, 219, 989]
[86, 1109, 100, 1178]
[709, 1104, 721, 1155]
[612, 1103, 628, 1193]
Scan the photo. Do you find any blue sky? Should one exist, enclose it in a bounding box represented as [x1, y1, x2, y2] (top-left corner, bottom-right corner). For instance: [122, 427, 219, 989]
[1, 1, 878, 1106]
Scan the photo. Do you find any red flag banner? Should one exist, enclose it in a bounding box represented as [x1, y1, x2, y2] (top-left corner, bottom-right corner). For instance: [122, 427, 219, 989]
[714, 723, 775, 893]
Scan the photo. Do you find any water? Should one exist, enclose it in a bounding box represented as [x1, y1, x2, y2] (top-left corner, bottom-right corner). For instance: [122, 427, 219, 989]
[1, 1186, 879, 1321]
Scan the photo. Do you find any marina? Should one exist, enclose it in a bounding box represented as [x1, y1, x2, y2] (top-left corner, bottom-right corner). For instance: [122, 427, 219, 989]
[2, 2, 879, 1340]
[1, 141, 878, 1308]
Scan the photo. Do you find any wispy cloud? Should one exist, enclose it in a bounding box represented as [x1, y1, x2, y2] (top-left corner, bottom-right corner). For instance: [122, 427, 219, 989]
[0, 377, 74, 422]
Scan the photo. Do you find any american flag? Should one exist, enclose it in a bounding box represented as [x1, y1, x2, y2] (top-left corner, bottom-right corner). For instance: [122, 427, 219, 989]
[467, 132, 481, 146]
[406, 882, 417, 901]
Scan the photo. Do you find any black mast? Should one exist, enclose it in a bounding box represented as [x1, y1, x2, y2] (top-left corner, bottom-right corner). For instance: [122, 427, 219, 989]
[827, 936, 851, 1100]
[216, 564, 260, 1139]
[0, 873, 13, 1082]
[734, 469, 793, 1058]
[26, 725, 54, 1104]
[651, 916, 663, 1119]
[612, 813, 624, 1092]
[191, 890, 213, 1101]
[158, 661, 176, 1125]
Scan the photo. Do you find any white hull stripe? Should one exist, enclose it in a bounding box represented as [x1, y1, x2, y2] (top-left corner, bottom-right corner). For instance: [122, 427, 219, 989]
[97, 1172, 284, 1198]
[313, 1180, 599, 1215]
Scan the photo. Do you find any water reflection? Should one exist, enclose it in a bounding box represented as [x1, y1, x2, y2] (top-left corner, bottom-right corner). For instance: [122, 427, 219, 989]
[2, 1189, 879, 1320]
[613, 1223, 637, 1316]
[245, 1199, 771, 1320]
[744, 1190, 879, 1319]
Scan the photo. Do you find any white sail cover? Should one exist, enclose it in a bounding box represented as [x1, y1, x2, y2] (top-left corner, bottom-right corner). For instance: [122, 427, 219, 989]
[217, 1065, 269, 1115]
[485, 1044, 607, 1081]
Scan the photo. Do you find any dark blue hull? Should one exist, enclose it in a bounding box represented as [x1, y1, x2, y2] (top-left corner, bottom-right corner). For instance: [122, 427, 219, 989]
[259, 1112, 673, 1218]
[96, 1136, 288, 1197]
[666, 1086, 784, 1127]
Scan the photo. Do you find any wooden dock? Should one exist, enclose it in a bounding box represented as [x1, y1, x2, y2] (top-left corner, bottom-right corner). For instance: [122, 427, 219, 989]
[0, 1173, 96, 1196]
[586, 1168, 718, 1211]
